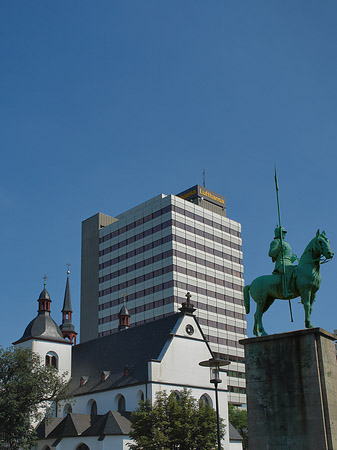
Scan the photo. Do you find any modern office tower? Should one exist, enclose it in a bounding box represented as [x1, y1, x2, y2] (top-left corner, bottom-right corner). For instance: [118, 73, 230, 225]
[80, 185, 247, 404]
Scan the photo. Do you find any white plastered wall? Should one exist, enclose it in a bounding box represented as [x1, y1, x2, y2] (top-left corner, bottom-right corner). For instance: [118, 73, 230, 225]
[15, 339, 72, 381]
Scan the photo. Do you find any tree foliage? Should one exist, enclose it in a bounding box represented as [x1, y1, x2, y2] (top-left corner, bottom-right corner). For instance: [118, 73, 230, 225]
[228, 403, 248, 450]
[0, 346, 69, 450]
[129, 388, 225, 450]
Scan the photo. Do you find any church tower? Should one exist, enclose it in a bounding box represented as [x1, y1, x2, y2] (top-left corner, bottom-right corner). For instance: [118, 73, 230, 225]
[59, 269, 78, 344]
[13, 278, 72, 381]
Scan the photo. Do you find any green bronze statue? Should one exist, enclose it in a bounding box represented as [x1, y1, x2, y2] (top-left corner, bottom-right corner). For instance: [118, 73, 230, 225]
[244, 170, 334, 337]
[269, 226, 298, 298]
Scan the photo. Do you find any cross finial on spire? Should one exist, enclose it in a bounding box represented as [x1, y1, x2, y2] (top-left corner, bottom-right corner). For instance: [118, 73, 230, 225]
[179, 292, 196, 314]
[66, 261, 71, 275]
[43, 274, 47, 287]
[122, 292, 127, 304]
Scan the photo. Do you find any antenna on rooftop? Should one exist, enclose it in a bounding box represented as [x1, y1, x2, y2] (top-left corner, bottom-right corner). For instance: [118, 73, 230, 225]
[203, 168, 206, 187]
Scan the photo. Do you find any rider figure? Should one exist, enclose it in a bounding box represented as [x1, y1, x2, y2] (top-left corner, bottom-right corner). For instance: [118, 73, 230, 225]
[269, 226, 297, 298]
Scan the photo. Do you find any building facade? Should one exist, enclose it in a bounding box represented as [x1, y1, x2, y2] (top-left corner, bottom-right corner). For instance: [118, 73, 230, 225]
[81, 186, 247, 404]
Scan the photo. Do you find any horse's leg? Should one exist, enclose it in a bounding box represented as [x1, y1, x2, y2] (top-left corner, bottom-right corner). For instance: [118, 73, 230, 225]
[254, 299, 267, 336]
[309, 291, 316, 324]
[302, 291, 314, 328]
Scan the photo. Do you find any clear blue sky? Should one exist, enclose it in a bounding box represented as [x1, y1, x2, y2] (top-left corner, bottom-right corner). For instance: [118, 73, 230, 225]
[1, 1, 336, 348]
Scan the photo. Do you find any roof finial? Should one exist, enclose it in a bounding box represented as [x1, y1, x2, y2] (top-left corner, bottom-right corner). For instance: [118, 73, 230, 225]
[43, 274, 47, 288]
[66, 261, 71, 275]
[179, 291, 197, 315]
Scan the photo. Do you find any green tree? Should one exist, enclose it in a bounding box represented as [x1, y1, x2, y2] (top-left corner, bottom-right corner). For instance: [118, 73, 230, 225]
[129, 388, 225, 450]
[0, 346, 69, 450]
[228, 403, 248, 450]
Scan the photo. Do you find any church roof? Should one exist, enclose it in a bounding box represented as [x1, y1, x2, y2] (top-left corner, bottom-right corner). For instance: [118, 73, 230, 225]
[68, 313, 184, 396]
[62, 271, 72, 313]
[82, 410, 131, 437]
[47, 413, 91, 439]
[13, 313, 67, 344]
[39, 287, 51, 301]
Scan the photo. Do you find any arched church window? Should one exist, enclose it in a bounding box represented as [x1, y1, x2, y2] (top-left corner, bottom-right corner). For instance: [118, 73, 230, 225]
[45, 351, 58, 369]
[75, 444, 90, 450]
[91, 400, 97, 418]
[199, 394, 212, 408]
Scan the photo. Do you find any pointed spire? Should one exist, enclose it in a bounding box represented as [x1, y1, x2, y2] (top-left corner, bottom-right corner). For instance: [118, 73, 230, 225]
[59, 265, 77, 345]
[118, 294, 130, 331]
[62, 268, 73, 313]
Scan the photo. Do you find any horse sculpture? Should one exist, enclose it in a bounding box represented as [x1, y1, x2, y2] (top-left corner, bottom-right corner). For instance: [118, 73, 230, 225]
[244, 230, 334, 336]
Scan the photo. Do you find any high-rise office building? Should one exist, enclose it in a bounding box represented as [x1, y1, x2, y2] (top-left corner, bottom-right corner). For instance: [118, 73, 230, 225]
[81, 185, 247, 404]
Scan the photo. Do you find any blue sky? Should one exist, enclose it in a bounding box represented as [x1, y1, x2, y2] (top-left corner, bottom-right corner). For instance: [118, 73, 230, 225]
[1, 1, 336, 348]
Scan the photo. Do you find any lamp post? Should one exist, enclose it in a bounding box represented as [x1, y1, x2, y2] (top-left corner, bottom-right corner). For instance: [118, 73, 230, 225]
[199, 358, 230, 450]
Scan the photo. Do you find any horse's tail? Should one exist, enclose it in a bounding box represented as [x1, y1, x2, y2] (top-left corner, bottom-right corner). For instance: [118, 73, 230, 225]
[244, 285, 251, 314]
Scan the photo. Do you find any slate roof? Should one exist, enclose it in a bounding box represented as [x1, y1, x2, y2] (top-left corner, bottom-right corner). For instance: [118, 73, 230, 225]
[62, 273, 72, 313]
[35, 417, 63, 439]
[68, 313, 182, 396]
[82, 410, 131, 437]
[47, 413, 91, 438]
[229, 422, 243, 441]
[13, 312, 67, 344]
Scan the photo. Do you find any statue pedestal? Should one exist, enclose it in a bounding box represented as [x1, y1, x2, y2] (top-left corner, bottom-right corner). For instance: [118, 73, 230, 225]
[240, 328, 337, 450]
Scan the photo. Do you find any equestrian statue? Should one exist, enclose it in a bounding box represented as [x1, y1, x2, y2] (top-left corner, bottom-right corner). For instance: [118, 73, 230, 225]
[244, 170, 334, 337]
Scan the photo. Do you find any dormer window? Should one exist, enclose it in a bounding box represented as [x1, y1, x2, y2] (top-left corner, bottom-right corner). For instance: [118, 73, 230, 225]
[101, 371, 110, 382]
[80, 376, 89, 386]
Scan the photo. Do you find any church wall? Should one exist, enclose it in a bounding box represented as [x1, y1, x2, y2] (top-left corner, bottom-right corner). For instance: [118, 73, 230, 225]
[59, 383, 147, 416]
[30, 340, 72, 380]
[14, 339, 72, 380]
[35, 435, 133, 450]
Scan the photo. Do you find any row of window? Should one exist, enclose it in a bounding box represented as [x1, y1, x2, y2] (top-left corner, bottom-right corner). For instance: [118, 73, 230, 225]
[99, 249, 173, 283]
[228, 386, 246, 394]
[173, 219, 241, 250]
[172, 204, 241, 237]
[98, 265, 243, 299]
[99, 232, 242, 272]
[227, 370, 246, 379]
[174, 265, 243, 292]
[99, 299, 174, 324]
[173, 249, 243, 278]
[99, 205, 172, 243]
[99, 279, 175, 298]
[99, 234, 172, 270]
[99, 305, 246, 337]
[100, 218, 241, 260]
[99, 285, 245, 320]
[174, 235, 242, 264]
[99, 202, 241, 245]
[197, 317, 246, 335]
[99, 281, 245, 320]
[205, 334, 244, 349]
[99, 264, 174, 296]
[99, 219, 172, 256]
[99, 247, 243, 286]
[213, 352, 245, 364]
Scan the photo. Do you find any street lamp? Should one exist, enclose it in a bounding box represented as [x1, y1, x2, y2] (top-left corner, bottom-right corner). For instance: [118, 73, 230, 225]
[199, 358, 230, 450]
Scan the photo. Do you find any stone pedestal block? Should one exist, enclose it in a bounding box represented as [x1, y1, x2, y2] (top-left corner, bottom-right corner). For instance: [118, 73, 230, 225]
[240, 328, 337, 450]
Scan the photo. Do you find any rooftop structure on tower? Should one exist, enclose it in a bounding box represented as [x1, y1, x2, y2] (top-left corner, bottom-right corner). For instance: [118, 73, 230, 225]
[59, 268, 78, 344]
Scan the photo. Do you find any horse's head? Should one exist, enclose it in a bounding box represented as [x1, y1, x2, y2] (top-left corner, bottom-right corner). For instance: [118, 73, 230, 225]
[315, 229, 334, 261]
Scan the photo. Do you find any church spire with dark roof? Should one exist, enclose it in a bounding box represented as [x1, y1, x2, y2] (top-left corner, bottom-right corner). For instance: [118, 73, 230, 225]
[118, 294, 130, 331]
[59, 267, 77, 345]
[38, 275, 52, 314]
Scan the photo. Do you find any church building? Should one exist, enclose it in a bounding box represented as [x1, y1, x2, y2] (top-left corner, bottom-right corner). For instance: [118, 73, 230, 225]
[13, 273, 243, 450]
